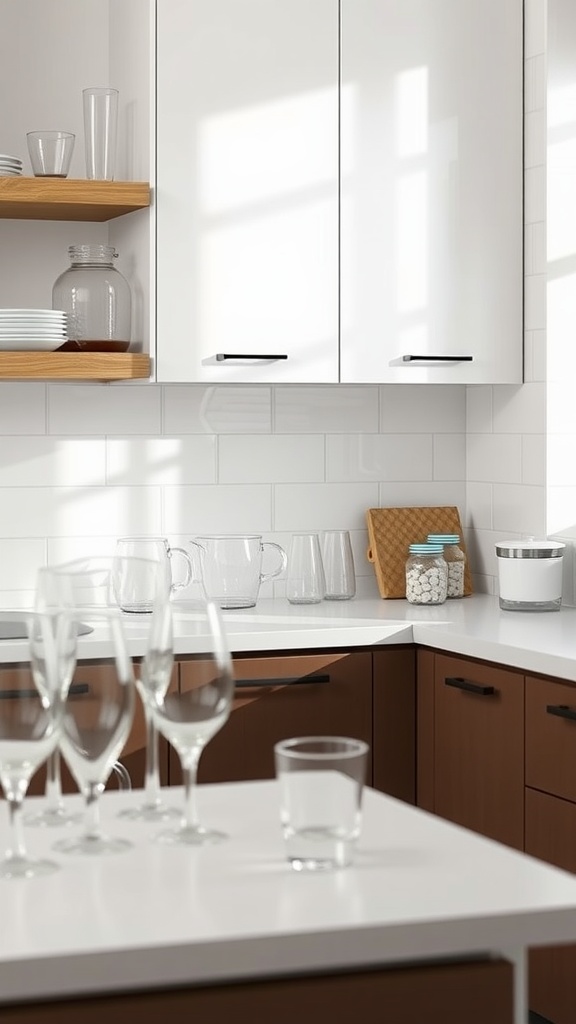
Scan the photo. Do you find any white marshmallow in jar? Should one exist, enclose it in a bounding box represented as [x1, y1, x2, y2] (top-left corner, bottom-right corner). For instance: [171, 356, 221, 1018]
[427, 533, 466, 598]
[405, 543, 448, 605]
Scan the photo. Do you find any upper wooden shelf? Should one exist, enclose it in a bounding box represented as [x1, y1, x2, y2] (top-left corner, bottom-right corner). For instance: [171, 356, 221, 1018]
[0, 177, 151, 222]
[0, 352, 151, 381]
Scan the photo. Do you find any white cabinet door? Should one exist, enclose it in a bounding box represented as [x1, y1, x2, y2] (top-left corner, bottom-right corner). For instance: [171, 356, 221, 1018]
[340, 0, 523, 384]
[156, 0, 339, 383]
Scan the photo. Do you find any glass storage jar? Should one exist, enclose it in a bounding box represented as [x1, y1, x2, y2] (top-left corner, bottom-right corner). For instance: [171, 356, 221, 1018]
[427, 533, 466, 598]
[52, 243, 132, 351]
[405, 543, 447, 605]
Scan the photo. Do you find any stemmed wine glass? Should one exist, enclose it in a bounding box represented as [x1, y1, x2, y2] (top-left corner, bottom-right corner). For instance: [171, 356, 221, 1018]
[142, 597, 235, 845]
[0, 612, 69, 878]
[25, 566, 82, 828]
[111, 551, 180, 822]
[44, 558, 137, 855]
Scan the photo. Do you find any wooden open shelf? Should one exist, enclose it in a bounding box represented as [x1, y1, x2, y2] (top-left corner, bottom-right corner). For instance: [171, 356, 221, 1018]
[0, 177, 151, 221]
[0, 352, 151, 381]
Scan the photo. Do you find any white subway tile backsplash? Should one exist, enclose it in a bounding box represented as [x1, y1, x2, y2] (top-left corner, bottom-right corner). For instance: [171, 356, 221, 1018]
[0, 438, 105, 486]
[0, 539, 46, 592]
[466, 386, 493, 434]
[274, 387, 379, 433]
[525, 166, 546, 224]
[524, 330, 547, 383]
[0, 384, 46, 434]
[524, 0, 546, 59]
[0, 486, 162, 538]
[433, 434, 466, 481]
[218, 435, 324, 484]
[376, 481, 466, 510]
[164, 484, 273, 535]
[492, 382, 546, 433]
[106, 436, 216, 486]
[524, 221, 546, 276]
[47, 384, 162, 435]
[273, 483, 379, 532]
[467, 433, 522, 483]
[524, 273, 547, 330]
[379, 385, 466, 433]
[326, 434, 433, 482]
[524, 109, 546, 168]
[465, 482, 494, 530]
[522, 433, 547, 485]
[492, 483, 547, 536]
[524, 54, 546, 112]
[163, 386, 272, 434]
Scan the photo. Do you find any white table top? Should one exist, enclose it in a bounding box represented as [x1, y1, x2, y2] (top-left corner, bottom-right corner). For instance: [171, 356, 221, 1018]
[3, 780, 576, 1005]
[1, 593, 576, 680]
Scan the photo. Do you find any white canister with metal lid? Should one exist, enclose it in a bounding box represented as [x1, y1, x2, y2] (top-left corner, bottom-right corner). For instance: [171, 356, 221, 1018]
[495, 539, 565, 611]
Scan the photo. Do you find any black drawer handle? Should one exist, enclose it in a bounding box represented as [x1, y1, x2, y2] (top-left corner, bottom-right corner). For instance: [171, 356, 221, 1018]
[546, 704, 576, 722]
[0, 682, 89, 700]
[402, 354, 473, 363]
[216, 353, 288, 362]
[235, 673, 330, 689]
[445, 676, 495, 696]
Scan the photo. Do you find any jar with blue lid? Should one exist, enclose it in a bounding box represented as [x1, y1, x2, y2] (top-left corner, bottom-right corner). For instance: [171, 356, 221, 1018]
[427, 533, 466, 598]
[405, 543, 448, 605]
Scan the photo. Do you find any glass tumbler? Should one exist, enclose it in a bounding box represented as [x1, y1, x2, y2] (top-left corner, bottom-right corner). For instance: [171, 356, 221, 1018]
[286, 534, 326, 605]
[321, 530, 356, 600]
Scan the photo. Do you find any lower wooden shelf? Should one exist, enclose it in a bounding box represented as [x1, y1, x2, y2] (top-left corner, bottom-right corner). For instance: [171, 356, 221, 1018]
[0, 352, 151, 381]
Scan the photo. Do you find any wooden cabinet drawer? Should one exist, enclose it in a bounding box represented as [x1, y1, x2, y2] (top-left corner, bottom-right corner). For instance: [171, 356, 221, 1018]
[179, 652, 372, 786]
[526, 786, 576, 1024]
[432, 653, 524, 849]
[526, 674, 576, 803]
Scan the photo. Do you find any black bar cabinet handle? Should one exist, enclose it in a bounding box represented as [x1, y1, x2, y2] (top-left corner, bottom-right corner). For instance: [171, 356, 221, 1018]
[235, 673, 330, 689]
[402, 354, 474, 363]
[216, 353, 288, 361]
[0, 682, 89, 700]
[546, 704, 576, 722]
[445, 676, 495, 696]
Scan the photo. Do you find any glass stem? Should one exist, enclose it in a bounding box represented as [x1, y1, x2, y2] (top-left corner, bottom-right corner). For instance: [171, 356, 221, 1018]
[44, 749, 64, 810]
[84, 783, 102, 840]
[143, 711, 162, 808]
[8, 793, 27, 860]
[181, 751, 201, 831]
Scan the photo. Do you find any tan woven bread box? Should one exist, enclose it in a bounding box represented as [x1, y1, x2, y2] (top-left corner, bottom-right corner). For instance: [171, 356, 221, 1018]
[366, 505, 473, 599]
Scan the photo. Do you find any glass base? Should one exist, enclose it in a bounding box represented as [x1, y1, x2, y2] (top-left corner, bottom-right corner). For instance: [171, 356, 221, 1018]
[154, 824, 227, 846]
[53, 833, 132, 855]
[24, 804, 82, 828]
[0, 855, 60, 879]
[119, 801, 181, 823]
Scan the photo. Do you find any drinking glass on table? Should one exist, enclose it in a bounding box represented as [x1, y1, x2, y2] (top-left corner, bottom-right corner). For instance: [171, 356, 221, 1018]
[142, 598, 235, 845]
[0, 612, 69, 878]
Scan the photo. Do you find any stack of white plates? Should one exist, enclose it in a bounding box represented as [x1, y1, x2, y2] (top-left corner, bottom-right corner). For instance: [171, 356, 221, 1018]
[0, 154, 23, 177]
[0, 309, 68, 351]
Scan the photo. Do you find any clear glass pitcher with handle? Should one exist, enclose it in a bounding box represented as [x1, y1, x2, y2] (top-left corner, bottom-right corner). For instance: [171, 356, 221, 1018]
[189, 535, 287, 609]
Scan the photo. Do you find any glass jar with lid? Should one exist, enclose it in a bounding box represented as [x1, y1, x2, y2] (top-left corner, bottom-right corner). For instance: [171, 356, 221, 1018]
[427, 533, 466, 598]
[405, 543, 447, 605]
[52, 243, 132, 352]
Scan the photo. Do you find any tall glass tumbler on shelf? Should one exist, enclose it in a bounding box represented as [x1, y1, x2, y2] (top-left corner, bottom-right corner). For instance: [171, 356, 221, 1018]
[142, 598, 235, 845]
[0, 612, 69, 879]
[52, 243, 132, 352]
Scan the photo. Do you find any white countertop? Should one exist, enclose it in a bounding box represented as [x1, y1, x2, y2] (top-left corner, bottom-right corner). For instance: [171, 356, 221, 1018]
[4, 780, 576, 1006]
[1, 593, 575, 680]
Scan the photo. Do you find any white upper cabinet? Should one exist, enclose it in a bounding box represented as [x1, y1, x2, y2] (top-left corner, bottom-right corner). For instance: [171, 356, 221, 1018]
[155, 0, 339, 383]
[340, 0, 523, 384]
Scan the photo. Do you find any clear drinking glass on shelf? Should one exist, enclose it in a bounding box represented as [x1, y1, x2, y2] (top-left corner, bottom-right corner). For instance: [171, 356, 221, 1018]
[286, 533, 326, 605]
[142, 598, 235, 845]
[321, 530, 356, 601]
[25, 566, 82, 828]
[0, 612, 67, 879]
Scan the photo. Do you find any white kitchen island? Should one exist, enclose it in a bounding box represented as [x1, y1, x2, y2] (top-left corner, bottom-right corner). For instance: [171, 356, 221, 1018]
[2, 781, 576, 1023]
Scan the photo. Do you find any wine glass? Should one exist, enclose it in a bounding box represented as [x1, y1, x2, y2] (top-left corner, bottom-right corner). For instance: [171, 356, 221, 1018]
[111, 552, 181, 822]
[25, 566, 82, 828]
[0, 612, 66, 878]
[143, 598, 235, 845]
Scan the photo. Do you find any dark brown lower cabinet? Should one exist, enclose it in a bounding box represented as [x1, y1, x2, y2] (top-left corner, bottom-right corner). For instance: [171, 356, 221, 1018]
[373, 647, 416, 803]
[526, 784, 576, 1024]
[417, 649, 524, 850]
[177, 650, 373, 786]
[0, 958, 514, 1024]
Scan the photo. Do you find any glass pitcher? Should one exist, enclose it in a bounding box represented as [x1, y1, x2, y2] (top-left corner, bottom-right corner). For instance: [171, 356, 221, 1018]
[189, 535, 287, 609]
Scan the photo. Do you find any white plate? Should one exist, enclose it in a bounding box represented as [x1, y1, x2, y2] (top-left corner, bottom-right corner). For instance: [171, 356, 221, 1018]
[0, 322, 66, 329]
[0, 316, 67, 323]
[0, 154, 23, 162]
[0, 338, 63, 351]
[0, 171, 22, 177]
[0, 328, 67, 336]
[0, 308, 67, 316]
